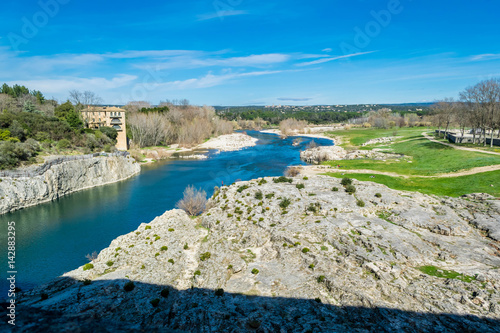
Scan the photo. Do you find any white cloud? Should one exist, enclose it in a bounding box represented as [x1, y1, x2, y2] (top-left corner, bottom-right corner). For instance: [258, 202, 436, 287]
[6, 75, 138, 94]
[197, 10, 248, 21]
[471, 53, 500, 61]
[157, 70, 287, 90]
[322, 48, 332, 52]
[296, 51, 376, 66]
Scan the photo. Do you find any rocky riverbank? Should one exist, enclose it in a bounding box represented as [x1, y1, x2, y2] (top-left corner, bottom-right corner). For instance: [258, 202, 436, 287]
[10, 176, 500, 332]
[0, 154, 140, 215]
[300, 145, 404, 164]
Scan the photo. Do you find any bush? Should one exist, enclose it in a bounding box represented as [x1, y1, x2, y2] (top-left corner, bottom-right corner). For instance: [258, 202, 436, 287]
[183, 243, 189, 250]
[341, 177, 352, 186]
[194, 270, 201, 276]
[106, 261, 114, 267]
[265, 193, 275, 199]
[356, 199, 365, 207]
[375, 193, 382, 198]
[345, 185, 356, 194]
[296, 183, 305, 190]
[123, 281, 135, 292]
[176, 185, 207, 216]
[317, 275, 325, 283]
[303, 176, 308, 180]
[99, 126, 118, 140]
[150, 298, 160, 307]
[279, 198, 291, 209]
[200, 252, 211, 261]
[251, 268, 259, 275]
[83, 263, 94, 271]
[302, 248, 310, 253]
[258, 178, 267, 185]
[254, 190, 263, 200]
[285, 166, 300, 177]
[273, 176, 293, 183]
[332, 187, 339, 192]
[237, 185, 249, 193]
[161, 288, 170, 298]
[168, 259, 174, 264]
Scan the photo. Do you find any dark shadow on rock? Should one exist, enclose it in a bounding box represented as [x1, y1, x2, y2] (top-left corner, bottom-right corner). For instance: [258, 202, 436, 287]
[1, 277, 499, 332]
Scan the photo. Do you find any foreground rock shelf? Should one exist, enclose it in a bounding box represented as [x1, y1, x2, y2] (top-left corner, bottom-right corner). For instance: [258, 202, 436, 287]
[10, 176, 500, 332]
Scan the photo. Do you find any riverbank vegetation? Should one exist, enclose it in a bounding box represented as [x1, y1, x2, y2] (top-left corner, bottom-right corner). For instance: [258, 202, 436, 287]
[126, 101, 234, 147]
[0, 84, 117, 169]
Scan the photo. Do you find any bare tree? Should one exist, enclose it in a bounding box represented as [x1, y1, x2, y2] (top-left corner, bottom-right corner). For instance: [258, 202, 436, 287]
[68, 90, 103, 108]
[460, 78, 500, 146]
[176, 185, 207, 216]
[432, 98, 457, 138]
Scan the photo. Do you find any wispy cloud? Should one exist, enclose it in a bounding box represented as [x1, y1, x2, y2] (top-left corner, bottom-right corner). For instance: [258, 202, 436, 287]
[156, 70, 287, 90]
[471, 53, 500, 61]
[197, 10, 248, 21]
[6, 75, 137, 94]
[277, 97, 312, 101]
[296, 51, 376, 66]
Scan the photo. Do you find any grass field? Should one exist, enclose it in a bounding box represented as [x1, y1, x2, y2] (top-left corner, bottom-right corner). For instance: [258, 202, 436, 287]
[324, 128, 500, 176]
[324, 171, 500, 197]
[322, 127, 500, 197]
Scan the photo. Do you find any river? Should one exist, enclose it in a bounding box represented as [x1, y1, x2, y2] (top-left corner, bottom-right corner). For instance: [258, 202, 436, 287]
[0, 131, 333, 295]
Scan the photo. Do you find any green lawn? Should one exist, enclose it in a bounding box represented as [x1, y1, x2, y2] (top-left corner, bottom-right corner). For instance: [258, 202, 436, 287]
[324, 171, 500, 197]
[324, 128, 500, 176]
[327, 127, 425, 148]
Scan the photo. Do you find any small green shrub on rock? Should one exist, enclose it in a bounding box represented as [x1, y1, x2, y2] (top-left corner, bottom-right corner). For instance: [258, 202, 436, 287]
[317, 275, 325, 283]
[194, 270, 201, 276]
[237, 185, 249, 193]
[345, 185, 356, 194]
[200, 252, 211, 261]
[356, 199, 365, 207]
[106, 261, 114, 267]
[255, 190, 263, 200]
[273, 176, 292, 183]
[332, 187, 339, 192]
[296, 183, 305, 190]
[302, 248, 310, 253]
[168, 259, 174, 264]
[145, 226, 151, 230]
[279, 198, 291, 209]
[341, 177, 352, 186]
[375, 193, 382, 198]
[161, 246, 168, 251]
[83, 263, 94, 271]
[251, 268, 259, 275]
[183, 244, 189, 250]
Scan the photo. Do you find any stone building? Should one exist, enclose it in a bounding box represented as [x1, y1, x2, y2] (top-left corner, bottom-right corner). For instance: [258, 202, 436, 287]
[80, 106, 128, 150]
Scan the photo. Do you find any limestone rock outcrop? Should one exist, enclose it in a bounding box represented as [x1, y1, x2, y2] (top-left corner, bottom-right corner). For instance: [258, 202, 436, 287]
[0, 155, 140, 214]
[300, 145, 403, 164]
[12, 176, 500, 332]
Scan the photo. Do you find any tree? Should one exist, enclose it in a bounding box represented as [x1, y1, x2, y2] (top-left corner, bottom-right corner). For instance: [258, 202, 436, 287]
[460, 78, 500, 146]
[176, 185, 207, 216]
[54, 101, 75, 119]
[68, 90, 103, 108]
[432, 98, 456, 138]
[65, 111, 83, 130]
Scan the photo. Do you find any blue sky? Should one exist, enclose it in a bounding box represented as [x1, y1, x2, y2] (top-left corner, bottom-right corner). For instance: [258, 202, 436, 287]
[1, 0, 499, 105]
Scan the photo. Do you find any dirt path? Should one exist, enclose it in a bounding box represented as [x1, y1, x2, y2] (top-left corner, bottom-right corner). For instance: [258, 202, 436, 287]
[301, 164, 500, 179]
[422, 132, 500, 156]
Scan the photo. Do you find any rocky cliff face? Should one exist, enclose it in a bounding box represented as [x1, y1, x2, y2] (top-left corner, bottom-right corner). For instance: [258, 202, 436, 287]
[10, 177, 500, 332]
[0, 155, 140, 214]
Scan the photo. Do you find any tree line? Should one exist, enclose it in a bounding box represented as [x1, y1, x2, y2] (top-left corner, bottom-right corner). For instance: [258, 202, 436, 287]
[433, 78, 500, 147]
